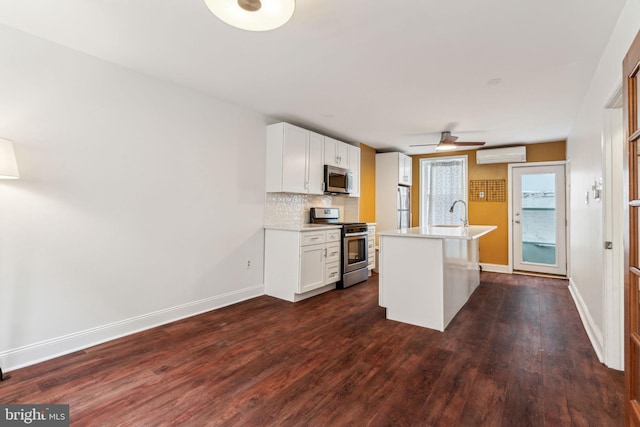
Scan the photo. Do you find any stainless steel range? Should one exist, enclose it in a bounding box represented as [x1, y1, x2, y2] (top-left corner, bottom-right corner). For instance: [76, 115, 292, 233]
[310, 207, 369, 288]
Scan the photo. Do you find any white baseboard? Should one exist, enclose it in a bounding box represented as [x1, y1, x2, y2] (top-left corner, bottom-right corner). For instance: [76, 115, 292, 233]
[479, 263, 510, 274]
[0, 284, 264, 372]
[568, 278, 604, 363]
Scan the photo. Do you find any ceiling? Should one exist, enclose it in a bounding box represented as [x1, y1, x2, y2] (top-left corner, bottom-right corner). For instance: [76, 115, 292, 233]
[0, 0, 627, 153]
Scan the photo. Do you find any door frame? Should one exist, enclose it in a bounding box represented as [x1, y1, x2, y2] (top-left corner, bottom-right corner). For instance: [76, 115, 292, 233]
[603, 83, 624, 370]
[507, 160, 568, 275]
[623, 29, 640, 427]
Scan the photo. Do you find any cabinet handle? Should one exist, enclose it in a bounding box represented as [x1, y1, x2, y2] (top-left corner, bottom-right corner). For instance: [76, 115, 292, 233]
[324, 248, 327, 257]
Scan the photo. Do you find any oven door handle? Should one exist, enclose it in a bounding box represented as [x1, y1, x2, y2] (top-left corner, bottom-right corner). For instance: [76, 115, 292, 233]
[344, 232, 368, 237]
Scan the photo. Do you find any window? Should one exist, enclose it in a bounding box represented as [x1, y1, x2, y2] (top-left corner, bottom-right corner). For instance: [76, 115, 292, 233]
[420, 155, 468, 226]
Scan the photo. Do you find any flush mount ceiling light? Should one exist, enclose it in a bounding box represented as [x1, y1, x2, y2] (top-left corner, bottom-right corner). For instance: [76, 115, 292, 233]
[204, 0, 295, 31]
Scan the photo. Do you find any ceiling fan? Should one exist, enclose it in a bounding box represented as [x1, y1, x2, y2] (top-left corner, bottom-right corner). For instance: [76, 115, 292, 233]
[410, 131, 486, 151]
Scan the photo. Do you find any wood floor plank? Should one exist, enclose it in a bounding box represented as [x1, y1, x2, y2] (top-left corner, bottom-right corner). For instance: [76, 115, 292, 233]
[0, 272, 624, 426]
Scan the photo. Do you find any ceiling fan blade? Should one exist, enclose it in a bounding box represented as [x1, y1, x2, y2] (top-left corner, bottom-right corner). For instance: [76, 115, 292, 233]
[453, 141, 486, 146]
[409, 143, 439, 147]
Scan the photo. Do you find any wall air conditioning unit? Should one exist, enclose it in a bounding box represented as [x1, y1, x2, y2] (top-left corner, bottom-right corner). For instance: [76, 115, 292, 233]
[476, 146, 526, 165]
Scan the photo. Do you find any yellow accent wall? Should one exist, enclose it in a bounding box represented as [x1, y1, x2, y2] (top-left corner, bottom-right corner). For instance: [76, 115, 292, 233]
[410, 140, 566, 266]
[359, 143, 377, 222]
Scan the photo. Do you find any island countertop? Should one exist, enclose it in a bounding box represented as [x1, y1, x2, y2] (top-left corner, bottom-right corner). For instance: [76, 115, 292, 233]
[378, 225, 497, 240]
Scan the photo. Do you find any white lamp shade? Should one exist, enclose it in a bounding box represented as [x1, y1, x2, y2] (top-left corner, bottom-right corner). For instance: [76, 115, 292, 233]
[204, 0, 295, 31]
[0, 138, 20, 179]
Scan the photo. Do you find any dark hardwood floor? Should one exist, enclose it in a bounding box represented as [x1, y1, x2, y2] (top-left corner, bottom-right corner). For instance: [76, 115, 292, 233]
[0, 272, 624, 426]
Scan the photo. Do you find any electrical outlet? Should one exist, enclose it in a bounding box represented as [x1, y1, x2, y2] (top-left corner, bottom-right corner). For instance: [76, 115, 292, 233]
[246, 259, 251, 269]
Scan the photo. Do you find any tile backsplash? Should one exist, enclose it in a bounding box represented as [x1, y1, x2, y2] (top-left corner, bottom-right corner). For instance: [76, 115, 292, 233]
[265, 193, 360, 228]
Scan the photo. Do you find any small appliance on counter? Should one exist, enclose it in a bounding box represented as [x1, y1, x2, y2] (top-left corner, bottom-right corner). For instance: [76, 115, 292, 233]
[310, 207, 369, 288]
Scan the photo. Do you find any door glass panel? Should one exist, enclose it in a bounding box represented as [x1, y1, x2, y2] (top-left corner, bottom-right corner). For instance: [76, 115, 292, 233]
[637, 145, 640, 267]
[637, 278, 640, 334]
[636, 351, 640, 400]
[636, 75, 639, 131]
[520, 173, 556, 265]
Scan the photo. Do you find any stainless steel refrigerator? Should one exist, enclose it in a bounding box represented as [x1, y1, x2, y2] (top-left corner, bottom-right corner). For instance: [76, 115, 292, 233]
[397, 185, 411, 229]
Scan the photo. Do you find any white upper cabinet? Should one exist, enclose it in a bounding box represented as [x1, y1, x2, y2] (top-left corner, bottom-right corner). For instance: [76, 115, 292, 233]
[324, 136, 349, 167]
[266, 123, 324, 195]
[348, 144, 361, 197]
[266, 122, 361, 196]
[377, 152, 413, 187]
[398, 153, 412, 186]
[307, 131, 325, 195]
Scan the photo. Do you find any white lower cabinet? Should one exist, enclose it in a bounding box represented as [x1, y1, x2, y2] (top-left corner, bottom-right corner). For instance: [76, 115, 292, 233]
[265, 227, 342, 302]
[367, 224, 376, 272]
[299, 243, 326, 293]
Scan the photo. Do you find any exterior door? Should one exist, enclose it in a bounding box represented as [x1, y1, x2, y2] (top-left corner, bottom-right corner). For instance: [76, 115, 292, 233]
[512, 164, 567, 276]
[623, 30, 640, 427]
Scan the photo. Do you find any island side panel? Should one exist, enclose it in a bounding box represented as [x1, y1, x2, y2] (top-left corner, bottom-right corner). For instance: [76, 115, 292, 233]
[379, 235, 445, 331]
[442, 238, 481, 328]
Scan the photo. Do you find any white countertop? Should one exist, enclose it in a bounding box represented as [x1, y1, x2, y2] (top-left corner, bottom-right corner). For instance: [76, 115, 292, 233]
[264, 224, 342, 231]
[378, 225, 497, 240]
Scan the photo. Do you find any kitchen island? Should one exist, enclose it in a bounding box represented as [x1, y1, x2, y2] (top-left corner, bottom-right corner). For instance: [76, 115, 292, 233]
[378, 225, 497, 331]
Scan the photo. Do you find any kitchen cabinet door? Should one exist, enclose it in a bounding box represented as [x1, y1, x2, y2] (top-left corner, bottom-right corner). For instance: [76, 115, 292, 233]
[367, 224, 376, 271]
[325, 241, 341, 285]
[325, 137, 348, 167]
[266, 122, 309, 193]
[398, 153, 412, 186]
[266, 122, 324, 194]
[325, 262, 340, 284]
[307, 131, 325, 195]
[299, 243, 326, 293]
[348, 145, 361, 197]
[281, 124, 309, 193]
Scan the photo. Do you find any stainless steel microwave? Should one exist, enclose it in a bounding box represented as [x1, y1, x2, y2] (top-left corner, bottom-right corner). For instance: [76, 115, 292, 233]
[325, 165, 353, 194]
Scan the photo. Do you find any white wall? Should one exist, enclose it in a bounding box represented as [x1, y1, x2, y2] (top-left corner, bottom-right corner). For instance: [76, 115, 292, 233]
[567, 0, 640, 362]
[0, 25, 267, 370]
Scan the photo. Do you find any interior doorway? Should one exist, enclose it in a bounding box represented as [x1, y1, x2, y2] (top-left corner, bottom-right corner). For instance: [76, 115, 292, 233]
[622, 29, 640, 426]
[603, 85, 624, 370]
[511, 163, 567, 276]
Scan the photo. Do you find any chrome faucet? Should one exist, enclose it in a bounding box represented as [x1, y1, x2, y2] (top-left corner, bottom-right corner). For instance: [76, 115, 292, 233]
[449, 200, 468, 227]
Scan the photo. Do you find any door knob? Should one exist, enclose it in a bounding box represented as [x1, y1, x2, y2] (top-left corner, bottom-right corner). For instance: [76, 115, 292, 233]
[515, 220, 521, 224]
